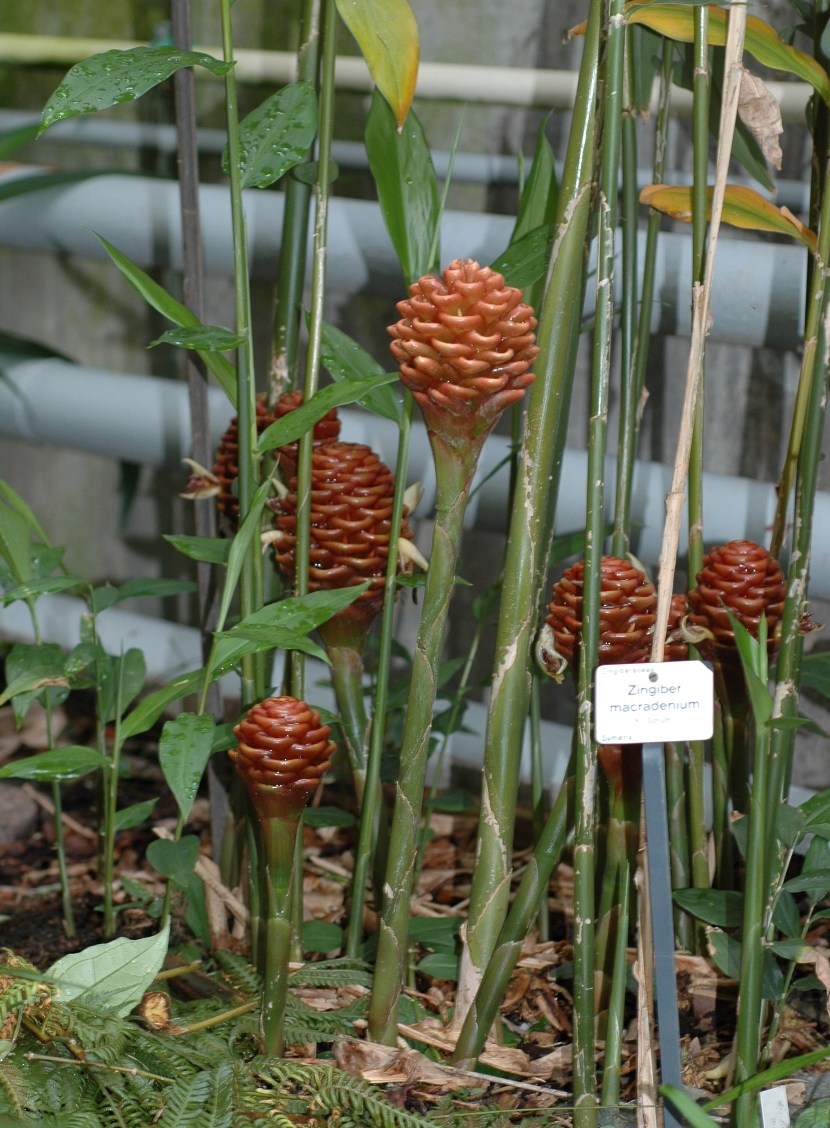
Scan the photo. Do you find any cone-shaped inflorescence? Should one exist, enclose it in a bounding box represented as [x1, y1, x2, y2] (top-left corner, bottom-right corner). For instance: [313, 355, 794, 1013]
[212, 392, 341, 532]
[538, 556, 657, 680]
[370, 261, 537, 1044]
[268, 440, 413, 814]
[687, 539, 786, 665]
[268, 440, 414, 649]
[389, 258, 538, 443]
[230, 696, 334, 1055]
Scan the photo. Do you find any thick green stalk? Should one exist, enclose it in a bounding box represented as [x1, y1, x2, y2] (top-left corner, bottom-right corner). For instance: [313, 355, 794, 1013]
[290, 0, 337, 700]
[220, 0, 263, 707]
[271, 0, 322, 393]
[688, 5, 709, 594]
[712, 704, 731, 889]
[369, 434, 481, 1044]
[611, 37, 641, 558]
[687, 736, 709, 952]
[571, 0, 626, 1117]
[346, 395, 414, 958]
[326, 646, 370, 801]
[451, 765, 575, 1066]
[664, 741, 693, 950]
[529, 677, 548, 942]
[600, 861, 630, 1107]
[102, 663, 125, 940]
[260, 814, 301, 1056]
[454, 0, 603, 1030]
[734, 720, 773, 1128]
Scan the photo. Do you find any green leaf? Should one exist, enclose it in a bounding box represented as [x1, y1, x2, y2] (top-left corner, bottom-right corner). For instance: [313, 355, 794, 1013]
[490, 225, 553, 292]
[416, 952, 459, 980]
[147, 837, 209, 946]
[41, 47, 232, 132]
[303, 806, 357, 828]
[703, 1045, 830, 1110]
[408, 917, 461, 953]
[673, 888, 743, 928]
[0, 502, 32, 584]
[229, 80, 318, 189]
[512, 118, 557, 244]
[630, 26, 663, 111]
[0, 644, 68, 707]
[1, 575, 84, 605]
[150, 325, 246, 352]
[628, 4, 830, 105]
[215, 476, 275, 634]
[119, 669, 207, 742]
[771, 890, 802, 938]
[292, 158, 340, 186]
[782, 869, 830, 896]
[801, 652, 830, 699]
[334, 0, 419, 126]
[0, 746, 106, 782]
[158, 712, 216, 821]
[794, 1099, 830, 1128]
[163, 535, 232, 565]
[48, 923, 169, 1016]
[302, 920, 344, 954]
[768, 938, 811, 960]
[230, 586, 371, 638]
[0, 122, 40, 160]
[113, 798, 158, 832]
[96, 235, 236, 406]
[97, 648, 146, 725]
[211, 722, 237, 753]
[117, 577, 198, 603]
[319, 322, 403, 423]
[365, 89, 439, 283]
[662, 1087, 719, 1128]
[257, 373, 398, 453]
[801, 785, 830, 829]
[429, 789, 478, 813]
[0, 478, 51, 546]
[708, 928, 740, 979]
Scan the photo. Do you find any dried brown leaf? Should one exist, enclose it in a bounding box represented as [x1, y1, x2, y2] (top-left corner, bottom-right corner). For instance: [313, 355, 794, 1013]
[738, 69, 783, 169]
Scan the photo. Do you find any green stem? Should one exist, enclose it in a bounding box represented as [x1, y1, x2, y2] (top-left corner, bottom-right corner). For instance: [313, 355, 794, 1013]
[529, 676, 548, 942]
[451, 765, 575, 1066]
[734, 722, 773, 1128]
[159, 811, 186, 935]
[220, 0, 263, 708]
[290, 817, 304, 962]
[368, 434, 481, 1044]
[455, 0, 602, 1032]
[326, 645, 370, 802]
[600, 860, 630, 1108]
[712, 702, 731, 890]
[102, 659, 125, 940]
[346, 394, 414, 958]
[259, 814, 301, 1056]
[664, 741, 693, 951]
[688, 5, 710, 594]
[290, 0, 338, 700]
[271, 0, 322, 395]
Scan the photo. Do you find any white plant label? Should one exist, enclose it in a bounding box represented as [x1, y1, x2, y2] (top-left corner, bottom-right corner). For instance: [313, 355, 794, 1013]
[758, 1087, 790, 1128]
[594, 661, 714, 744]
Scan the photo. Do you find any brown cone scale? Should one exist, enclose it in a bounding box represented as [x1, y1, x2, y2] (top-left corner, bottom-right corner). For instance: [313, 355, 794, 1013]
[269, 441, 414, 639]
[544, 556, 657, 673]
[230, 696, 334, 822]
[212, 392, 341, 532]
[665, 593, 690, 662]
[388, 259, 538, 440]
[687, 540, 786, 663]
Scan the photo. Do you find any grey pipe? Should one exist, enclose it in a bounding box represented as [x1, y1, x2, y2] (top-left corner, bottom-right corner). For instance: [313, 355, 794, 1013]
[0, 346, 826, 596]
[0, 169, 808, 349]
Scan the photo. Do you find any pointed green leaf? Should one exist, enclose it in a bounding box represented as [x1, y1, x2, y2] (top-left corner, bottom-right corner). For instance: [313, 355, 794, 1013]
[0, 746, 107, 782]
[119, 669, 208, 742]
[512, 118, 557, 243]
[96, 235, 237, 406]
[319, 322, 403, 423]
[150, 325, 246, 352]
[628, 4, 830, 105]
[416, 952, 459, 979]
[48, 923, 170, 1016]
[673, 888, 743, 928]
[113, 798, 158, 832]
[1, 575, 84, 605]
[41, 47, 232, 132]
[302, 919, 344, 954]
[0, 122, 40, 160]
[158, 712, 216, 821]
[215, 475, 275, 634]
[0, 479, 51, 546]
[491, 225, 553, 291]
[257, 372, 397, 453]
[163, 534, 232, 565]
[782, 868, 830, 895]
[335, 0, 419, 126]
[0, 502, 32, 584]
[365, 90, 439, 284]
[661, 1087, 719, 1128]
[703, 1044, 830, 1109]
[227, 80, 318, 189]
[800, 652, 830, 698]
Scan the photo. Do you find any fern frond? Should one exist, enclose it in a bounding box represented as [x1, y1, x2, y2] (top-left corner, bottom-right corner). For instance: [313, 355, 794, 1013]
[212, 953, 261, 998]
[289, 959, 373, 989]
[283, 993, 368, 1043]
[0, 1057, 33, 1119]
[156, 1070, 212, 1127]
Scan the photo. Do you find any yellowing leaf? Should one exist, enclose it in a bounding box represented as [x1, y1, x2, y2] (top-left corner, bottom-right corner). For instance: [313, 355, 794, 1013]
[335, 0, 419, 127]
[627, 5, 830, 105]
[639, 183, 818, 252]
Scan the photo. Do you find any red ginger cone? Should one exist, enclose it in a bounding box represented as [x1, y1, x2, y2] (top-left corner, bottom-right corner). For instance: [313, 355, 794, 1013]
[388, 259, 538, 442]
[230, 696, 334, 822]
[687, 540, 785, 665]
[212, 391, 341, 532]
[269, 441, 414, 647]
[539, 556, 657, 680]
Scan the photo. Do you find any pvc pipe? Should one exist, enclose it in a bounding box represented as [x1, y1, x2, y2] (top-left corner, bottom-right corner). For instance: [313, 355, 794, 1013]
[1, 346, 827, 597]
[2, 110, 811, 212]
[0, 33, 811, 122]
[0, 169, 807, 349]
